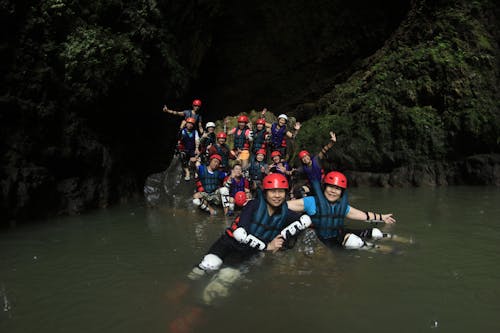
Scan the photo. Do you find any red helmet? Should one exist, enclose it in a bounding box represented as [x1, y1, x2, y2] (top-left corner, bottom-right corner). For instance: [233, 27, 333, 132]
[324, 171, 347, 189]
[256, 118, 266, 125]
[262, 173, 289, 190]
[186, 117, 196, 124]
[256, 148, 266, 156]
[209, 154, 222, 162]
[234, 191, 247, 207]
[271, 150, 281, 158]
[237, 115, 249, 123]
[298, 150, 310, 160]
[192, 99, 202, 107]
[217, 132, 227, 139]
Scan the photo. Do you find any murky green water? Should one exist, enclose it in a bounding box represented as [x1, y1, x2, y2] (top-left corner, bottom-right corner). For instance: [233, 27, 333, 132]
[1, 186, 499, 333]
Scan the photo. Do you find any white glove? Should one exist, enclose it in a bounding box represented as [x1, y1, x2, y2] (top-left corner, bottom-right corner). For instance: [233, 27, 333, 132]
[232, 227, 248, 243]
[281, 221, 302, 239]
[245, 234, 266, 250]
[299, 215, 312, 229]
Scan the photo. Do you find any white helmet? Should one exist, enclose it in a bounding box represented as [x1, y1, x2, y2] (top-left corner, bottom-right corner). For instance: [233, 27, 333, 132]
[205, 122, 216, 129]
[278, 114, 288, 121]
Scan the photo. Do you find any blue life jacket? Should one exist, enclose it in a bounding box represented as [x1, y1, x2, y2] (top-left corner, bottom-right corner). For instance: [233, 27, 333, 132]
[198, 165, 222, 194]
[270, 123, 287, 148]
[215, 144, 230, 168]
[310, 180, 349, 240]
[252, 129, 266, 152]
[180, 128, 196, 153]
[248, 160, 266, 181]
[248, 190, 289, 243]
[233, 128, 248, 149]
[184, 110, 201, 124]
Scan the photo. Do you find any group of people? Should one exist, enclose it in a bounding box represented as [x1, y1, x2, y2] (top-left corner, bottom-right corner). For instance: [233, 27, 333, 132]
[164, 100, 398, 331]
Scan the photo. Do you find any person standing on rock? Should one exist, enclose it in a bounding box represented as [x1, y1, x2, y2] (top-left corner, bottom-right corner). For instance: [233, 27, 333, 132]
[163, 99, 204, 135]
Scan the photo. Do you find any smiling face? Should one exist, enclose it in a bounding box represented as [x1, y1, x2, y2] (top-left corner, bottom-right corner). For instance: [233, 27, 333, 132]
[232, 164, 242, 177]
[265, 189, 286, 208]
[323, 184, 343, 203]
[278, 118, 287, 126]
[301, 155, 311, 165]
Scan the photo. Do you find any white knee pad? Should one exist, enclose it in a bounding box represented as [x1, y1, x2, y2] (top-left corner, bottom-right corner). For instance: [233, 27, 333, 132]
[343, 234, 365, 249]
[228, 203, 235, 211]
[371, 228, 384, 240]
[219, 187, 229, 196]
[192, 198, 202, 206]
[199, 254, 223, 271]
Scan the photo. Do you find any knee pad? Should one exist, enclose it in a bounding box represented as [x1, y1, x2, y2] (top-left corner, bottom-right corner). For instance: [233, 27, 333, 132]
[192, 198, 202, 206]
[343, 234, 365, 249]
[219, 187, 229, 196]
[371, 228, 384, 240]
[228, 203, 235, 211]
[199, 254, 223, 271]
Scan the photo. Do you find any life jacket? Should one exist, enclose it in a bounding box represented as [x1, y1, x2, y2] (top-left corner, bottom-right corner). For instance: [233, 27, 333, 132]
[252, 129, 267, 152]
[248, 190, 289, 243]
[184, 110, 201, 124]
[180, 128, 196, 153]
[310, 180, 349, 240]
[270, 123, 286, 148]
[215, 144, 230, 169]
[200, 132, 215, 154]
[248, 160, 266, 181]
[233, 128, 248, 150]
[303, 156, 323, 183]
[197, 165, 222, 194]
[229, 177, 247, 197]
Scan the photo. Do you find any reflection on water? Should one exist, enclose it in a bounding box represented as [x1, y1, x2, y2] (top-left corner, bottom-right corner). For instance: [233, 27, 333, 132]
[1, 186, 499, 333]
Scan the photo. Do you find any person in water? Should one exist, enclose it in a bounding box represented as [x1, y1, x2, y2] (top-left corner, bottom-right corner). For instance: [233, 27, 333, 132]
[163, 99, 204, 135]
[287, 171, 396, 250]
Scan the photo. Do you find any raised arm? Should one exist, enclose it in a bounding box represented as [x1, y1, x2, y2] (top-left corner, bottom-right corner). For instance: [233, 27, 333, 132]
[317, 131, 337, 160]
[286, 122, 301, 138]
[162, 105, 185, 116]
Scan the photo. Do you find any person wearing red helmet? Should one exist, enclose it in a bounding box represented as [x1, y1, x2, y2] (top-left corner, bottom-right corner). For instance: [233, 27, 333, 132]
[269, 150, 293, 177]
[188, 173, 310, 292]
[287, 171, 396, 250]
[227, 114, 253, 163]
[248, 148, 268, 191]
[251, 117, 269, 156]
[208, 132, 235, 171]
[176, 117, 200, 181]
[293, 131, 337, 193]
[163, 99, 204, 134]
[192, 154, 228, 215]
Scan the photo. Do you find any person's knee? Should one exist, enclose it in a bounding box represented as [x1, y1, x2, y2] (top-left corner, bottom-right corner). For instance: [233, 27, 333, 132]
[199, 254, 223, 271]
[343, 233, 365, 249]
[371, 228, 384, 240]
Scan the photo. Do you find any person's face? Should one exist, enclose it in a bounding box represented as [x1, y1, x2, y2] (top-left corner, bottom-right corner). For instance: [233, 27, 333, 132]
[218, 138, 226, 145]
[186, 122, 194, 130]
[265, 189, 286, 208]
[193, 105, 200, 111]
[256, 124, 264, 130]
[207, 127, 215, 133]
[256, 154, 264, 161]
[233, 165, 242, 177]
[272, 155, 280, 163]
[238, 122, 246, 128]
[301, 155, 311, 165]
[209, 158, 220, 169]
[324, 184, 343, 203]
[278, 118, 287, 126]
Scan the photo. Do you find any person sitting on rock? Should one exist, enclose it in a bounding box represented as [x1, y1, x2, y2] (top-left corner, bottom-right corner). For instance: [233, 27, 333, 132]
[208, 132, 235, 172]
[221, 163, 250, 216]
[192, 154, 227, 215]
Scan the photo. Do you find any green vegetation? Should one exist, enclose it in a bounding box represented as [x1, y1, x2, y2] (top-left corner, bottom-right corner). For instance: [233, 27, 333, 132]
[296, 0, 499, 172]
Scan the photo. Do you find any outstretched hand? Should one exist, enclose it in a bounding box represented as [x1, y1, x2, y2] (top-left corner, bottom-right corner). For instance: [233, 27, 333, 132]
[382, 214, 396, 224]
[162, 105, 169, 113]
